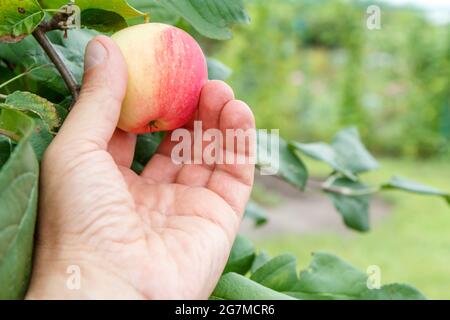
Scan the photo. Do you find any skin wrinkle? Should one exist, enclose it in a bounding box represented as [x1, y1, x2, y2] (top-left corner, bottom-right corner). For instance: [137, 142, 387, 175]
[159, 228, 198, 296]
[142, 98, 249, 236]
[27, 36, 255, 298]
[162, 108, 230, 187]
[46, 147, 109, 176]
[171, 201, 236, 247]
[74, 205, 136, 242]
[180, 186, 239, 240]
[132, 181, 237, 245]
[202, 99, 248, 180]
[208, 177, 250, 215]
[175, 164, 213, 187]
[132, 176, 236, 291]
[142, 153, 182, 183]
[31, 242, 146, 299]
[157, 219, 227, 298]
[132, 228, 182, 299]
[43, 148, 239, 296]
[171, 128, 218, 182]
[42, 155, 139, 247]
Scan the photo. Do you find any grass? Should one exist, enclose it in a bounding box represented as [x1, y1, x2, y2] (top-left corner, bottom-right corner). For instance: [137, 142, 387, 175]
[254, 158, 450, 299]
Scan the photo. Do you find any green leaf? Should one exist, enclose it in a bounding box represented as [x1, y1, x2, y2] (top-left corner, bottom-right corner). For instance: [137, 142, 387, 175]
[244, 201, 268, 226]
[292, 252, 426, 300]
[133, 132, 165, 171]
[2, 92, 58, 160]
[291, 141, 347, 174]
[80, 9, 128, 32]
[0, 29, 96, 94]
[212, 272, 295, 300]
[0, 0, 44, 43]
[0, 103, 52, 160]
[131, 161, 144, 175]
[250, 251, 271, 274]
[278, 139, 308, 190]
[360, 283, 426, 300]
[5, 91, 60, 130]
[0, 109, 39, 299]
[0, 136, 15, 167]
[223, 235, 255, 275]
[39, 0, 144, 32]
[27, 119, 53, 160]
[331, 128, 379, 174]
[213, 252, 425, 300]
[207, 58, 232, 81]
[250, 254, 298, 292]
[295, 252, 368, 298]
[161, 0, 250, 40]
[383, 176, 450, 204]
[54, 97, 70, 123]
[325, 178, 371, 232]
[291, 127, 378, 180]
[258, 131, 308, 190]
[128, 0, 179, 24]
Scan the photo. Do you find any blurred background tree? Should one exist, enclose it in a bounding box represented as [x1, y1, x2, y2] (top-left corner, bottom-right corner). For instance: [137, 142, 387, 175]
[208, 0, 449, 158]
[202, 0, 450, 299]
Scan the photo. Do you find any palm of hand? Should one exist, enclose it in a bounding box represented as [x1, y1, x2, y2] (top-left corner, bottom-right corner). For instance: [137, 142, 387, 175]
[37, 82, 255, 299]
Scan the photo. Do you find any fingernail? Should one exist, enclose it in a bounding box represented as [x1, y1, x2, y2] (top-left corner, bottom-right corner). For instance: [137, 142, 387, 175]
[84, 39, 106, 71]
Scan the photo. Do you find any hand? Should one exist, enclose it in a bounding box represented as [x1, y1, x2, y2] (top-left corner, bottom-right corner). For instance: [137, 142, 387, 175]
[26, 36, 255, 299]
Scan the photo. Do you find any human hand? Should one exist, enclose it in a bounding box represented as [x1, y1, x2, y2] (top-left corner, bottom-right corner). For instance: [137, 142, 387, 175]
[26, 36, 255, 299]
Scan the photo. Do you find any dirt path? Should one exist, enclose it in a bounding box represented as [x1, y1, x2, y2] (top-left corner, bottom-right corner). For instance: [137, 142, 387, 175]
[240, 175, 391, 238]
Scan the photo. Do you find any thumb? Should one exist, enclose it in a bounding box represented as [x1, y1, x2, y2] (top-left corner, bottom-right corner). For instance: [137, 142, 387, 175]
[57, 35, 128, 148]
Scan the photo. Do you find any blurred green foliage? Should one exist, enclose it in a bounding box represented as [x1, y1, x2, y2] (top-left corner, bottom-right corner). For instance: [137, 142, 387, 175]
[257, 157, 450, 299]
[210, 0, 450, 158]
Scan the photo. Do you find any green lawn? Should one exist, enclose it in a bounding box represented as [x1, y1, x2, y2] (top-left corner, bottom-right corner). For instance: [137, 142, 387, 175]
[255, 158, 450, 299]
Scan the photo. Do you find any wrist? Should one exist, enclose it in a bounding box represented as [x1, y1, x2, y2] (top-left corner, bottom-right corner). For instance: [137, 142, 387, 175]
[26, 245, 143, 300]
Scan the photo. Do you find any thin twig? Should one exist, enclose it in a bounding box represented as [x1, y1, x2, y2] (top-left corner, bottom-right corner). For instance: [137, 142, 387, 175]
[0, 94, 6, 100]
[32, 27, 79, 101]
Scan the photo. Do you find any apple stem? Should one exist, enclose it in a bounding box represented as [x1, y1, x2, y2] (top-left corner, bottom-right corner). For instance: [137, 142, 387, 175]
[149, 120, 159, 129]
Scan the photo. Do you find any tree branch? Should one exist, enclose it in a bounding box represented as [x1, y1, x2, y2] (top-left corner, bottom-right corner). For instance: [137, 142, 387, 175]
[32, 27, 79, 101]
[259, 168, 380, 196]
[39, 12, 73, 33]
[307, 178, 380, 196]
[0, 93, 7, 100]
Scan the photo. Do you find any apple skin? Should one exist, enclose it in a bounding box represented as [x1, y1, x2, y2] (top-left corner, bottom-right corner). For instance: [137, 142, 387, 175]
[111, 23, 208, 134]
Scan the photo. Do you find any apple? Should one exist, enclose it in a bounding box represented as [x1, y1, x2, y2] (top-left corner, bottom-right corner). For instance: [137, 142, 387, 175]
[111, 23, 208, 134]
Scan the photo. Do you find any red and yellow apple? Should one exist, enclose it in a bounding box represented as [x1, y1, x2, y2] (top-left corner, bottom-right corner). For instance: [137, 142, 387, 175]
[112, 23, 208, 134]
